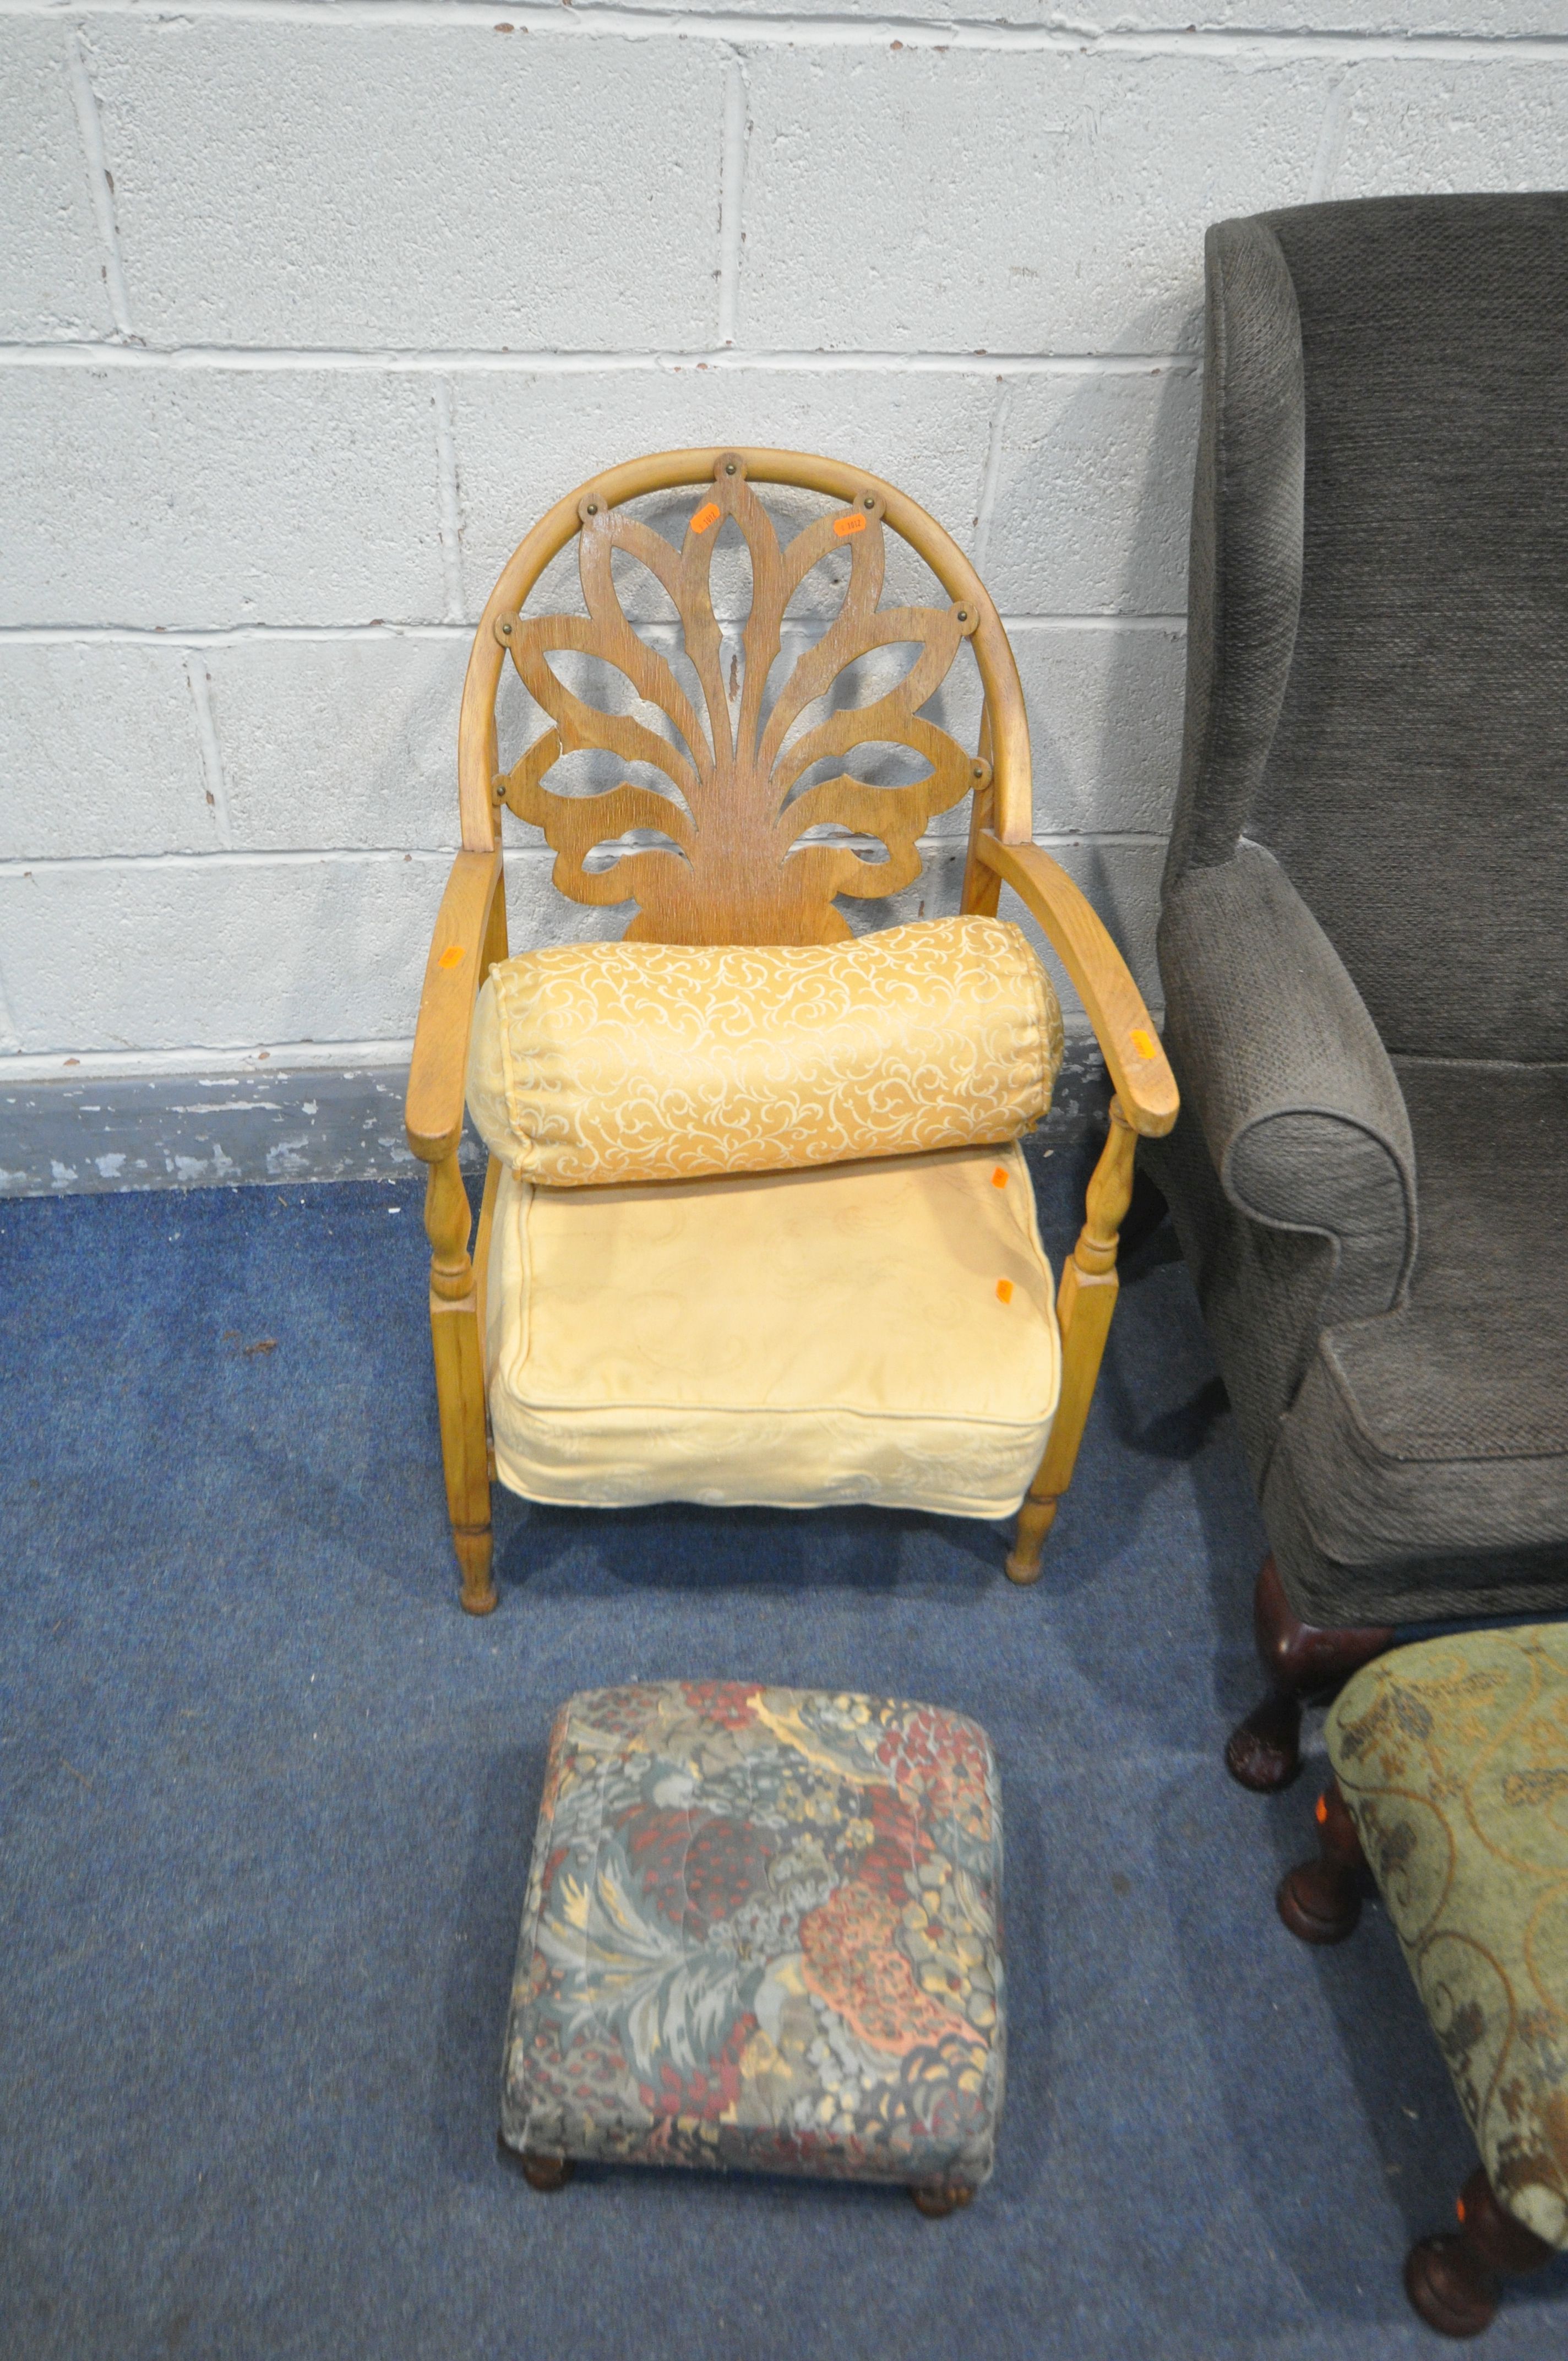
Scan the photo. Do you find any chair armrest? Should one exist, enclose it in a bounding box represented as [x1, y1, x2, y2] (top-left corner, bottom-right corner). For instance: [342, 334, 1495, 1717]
[1159, 843, 1417, 1314]
[406, 849, 507, 1164]
[976, 831, 1178, 1137]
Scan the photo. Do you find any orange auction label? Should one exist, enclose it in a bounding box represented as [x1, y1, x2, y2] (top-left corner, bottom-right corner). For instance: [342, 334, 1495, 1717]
[833, 512, 867, 538]
[690, 502, 721, 534]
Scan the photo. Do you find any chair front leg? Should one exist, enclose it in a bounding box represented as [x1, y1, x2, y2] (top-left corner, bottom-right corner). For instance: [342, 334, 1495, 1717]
[1006, 1097, 1136, 1584]
[424, 1149, 497, 1615]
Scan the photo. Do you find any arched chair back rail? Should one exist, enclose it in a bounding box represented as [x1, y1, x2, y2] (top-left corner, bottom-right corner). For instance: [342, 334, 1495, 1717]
[405, 447, 1177, 1612]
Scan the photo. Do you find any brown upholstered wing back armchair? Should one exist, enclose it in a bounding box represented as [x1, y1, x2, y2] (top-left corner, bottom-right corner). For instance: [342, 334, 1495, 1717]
[1147, 194, 1568, 1787]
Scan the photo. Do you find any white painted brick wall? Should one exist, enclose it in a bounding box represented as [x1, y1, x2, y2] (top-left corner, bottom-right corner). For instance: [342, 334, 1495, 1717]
[0, 23, 115, 340]
[0, 642, 214, 858]
[86, 23, 729, 350]
[738, 50, 1328, 354]
[1, 2, 1565, 1136]
[451, 365, 999, 600]
[0, 365, 449, 627]
[204, 636, 470, 853]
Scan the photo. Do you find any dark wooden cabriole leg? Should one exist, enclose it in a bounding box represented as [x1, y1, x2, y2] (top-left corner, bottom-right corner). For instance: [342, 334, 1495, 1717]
[1226, 1685, 1305, 1795]
[910, 2183, 974, 2218]
[1404, 2168, 1556, 2338]
[1225, 1556, 1394, 1793]
[1277, 1776, 1366, 1944]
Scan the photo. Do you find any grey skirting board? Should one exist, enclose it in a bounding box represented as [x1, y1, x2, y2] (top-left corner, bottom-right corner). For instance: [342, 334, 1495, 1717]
[0, 1035, 1114, 1197]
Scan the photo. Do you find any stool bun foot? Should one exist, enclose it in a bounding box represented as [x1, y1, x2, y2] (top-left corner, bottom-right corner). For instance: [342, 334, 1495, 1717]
[1404, 2169, 1555, 2338]
[910, 2184, 974, 2218]
[521, 2153, 575, 2193]
[1277, 1779, 1366, 1945]
[1404, 2235, 1501, 2338]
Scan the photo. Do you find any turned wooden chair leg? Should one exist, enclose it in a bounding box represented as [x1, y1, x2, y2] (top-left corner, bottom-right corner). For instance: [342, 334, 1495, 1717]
[1224, 1556, 1393, 1791]
[424, 1151, 497, 1616]
[1277, 1776, 1367, 1944]
[1006, 1099, 1136, 1585]
[1405, 2168, 1555, 2338]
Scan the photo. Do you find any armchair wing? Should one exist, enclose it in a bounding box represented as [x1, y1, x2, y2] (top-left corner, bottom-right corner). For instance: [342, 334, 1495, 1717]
[1158, 841, 1417, 1323]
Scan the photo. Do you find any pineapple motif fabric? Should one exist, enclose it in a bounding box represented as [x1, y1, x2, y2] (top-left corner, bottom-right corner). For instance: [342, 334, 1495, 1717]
[502, 1682, 1006, 2192]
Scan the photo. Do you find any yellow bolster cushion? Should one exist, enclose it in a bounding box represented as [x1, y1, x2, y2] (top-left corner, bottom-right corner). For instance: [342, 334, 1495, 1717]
[466, 916, 1065, 1188]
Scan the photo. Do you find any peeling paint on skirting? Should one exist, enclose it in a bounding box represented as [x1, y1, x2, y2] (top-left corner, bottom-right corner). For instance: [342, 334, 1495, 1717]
[0, 1064, 483, 1195]
[0, 1039, 1112, 1197]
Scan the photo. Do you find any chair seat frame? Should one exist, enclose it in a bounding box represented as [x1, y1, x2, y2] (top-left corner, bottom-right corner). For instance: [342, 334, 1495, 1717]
[405, 447, 1177, 1611]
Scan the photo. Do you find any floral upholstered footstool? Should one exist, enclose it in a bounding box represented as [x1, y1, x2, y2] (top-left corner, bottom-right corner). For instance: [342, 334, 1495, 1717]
[500, 1682, 1005, 2212]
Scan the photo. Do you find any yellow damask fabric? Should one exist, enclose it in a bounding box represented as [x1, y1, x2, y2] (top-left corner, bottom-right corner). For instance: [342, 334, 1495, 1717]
[1327, 1627, 1568, 2248]
[484, 1139, 1060, 1517]
[466, 917, 1063, 1189]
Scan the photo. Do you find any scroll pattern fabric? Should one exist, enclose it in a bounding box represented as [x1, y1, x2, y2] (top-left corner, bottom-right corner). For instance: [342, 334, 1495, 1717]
[1327, 1626, 1568, 2248]
[501, 1682, 1006, 2190]
[466, 916, 1063, 1187]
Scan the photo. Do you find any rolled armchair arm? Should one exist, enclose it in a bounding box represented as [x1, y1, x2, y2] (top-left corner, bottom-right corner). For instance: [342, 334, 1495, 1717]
[1159, 842, 1417, 1315]
[976, 831, 1178, 1137]
[406, 848, 508, 1163]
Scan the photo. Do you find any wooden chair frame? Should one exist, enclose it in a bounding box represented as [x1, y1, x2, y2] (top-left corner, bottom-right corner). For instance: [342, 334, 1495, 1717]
[405, 447, 1177, 1613]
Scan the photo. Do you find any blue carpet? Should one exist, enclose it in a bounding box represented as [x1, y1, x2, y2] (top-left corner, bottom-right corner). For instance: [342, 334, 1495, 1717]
[3, 1159, 1565, 2361]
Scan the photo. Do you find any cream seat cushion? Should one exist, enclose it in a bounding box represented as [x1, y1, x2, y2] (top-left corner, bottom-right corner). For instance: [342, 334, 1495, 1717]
[484, 1139, 1060, 1518]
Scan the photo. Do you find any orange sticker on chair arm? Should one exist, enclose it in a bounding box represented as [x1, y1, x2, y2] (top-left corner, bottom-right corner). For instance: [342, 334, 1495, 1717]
[690, 502, 721, 535]
[833, 513, 867, 539]
[438, 944, 466, 970]
[1130, 1026, 1157, 1059]
[995, 1279, 1014, 1305]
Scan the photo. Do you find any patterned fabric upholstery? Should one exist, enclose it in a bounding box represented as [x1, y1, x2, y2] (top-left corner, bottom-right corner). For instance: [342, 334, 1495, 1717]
[1326, 1626, 1568, 2247]
[502, 1682, 1006, 2193]
[467, 917, 1063, 1189]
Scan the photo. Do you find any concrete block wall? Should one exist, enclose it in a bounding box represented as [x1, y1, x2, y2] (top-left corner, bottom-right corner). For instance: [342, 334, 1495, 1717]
[2, 2, 1564, 1189]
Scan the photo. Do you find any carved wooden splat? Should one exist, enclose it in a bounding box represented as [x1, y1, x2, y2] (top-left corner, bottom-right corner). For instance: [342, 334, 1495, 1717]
[491, 453, 990, 945]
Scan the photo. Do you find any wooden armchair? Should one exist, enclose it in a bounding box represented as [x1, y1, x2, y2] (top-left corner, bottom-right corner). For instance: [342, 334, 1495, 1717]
[405, 448, 1176, 1612]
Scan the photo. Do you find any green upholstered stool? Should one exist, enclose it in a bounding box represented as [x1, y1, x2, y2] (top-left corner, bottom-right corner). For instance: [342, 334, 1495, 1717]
[499, 1682, 1005, 2212]
[1284, 1625, 1568, 2335]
